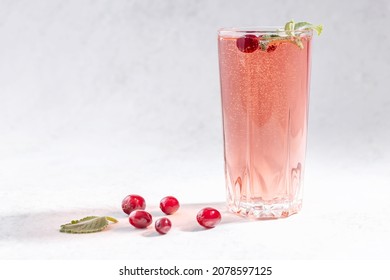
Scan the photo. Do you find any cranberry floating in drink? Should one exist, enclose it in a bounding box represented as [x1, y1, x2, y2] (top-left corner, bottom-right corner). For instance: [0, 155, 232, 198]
[236, 34, 259, 53]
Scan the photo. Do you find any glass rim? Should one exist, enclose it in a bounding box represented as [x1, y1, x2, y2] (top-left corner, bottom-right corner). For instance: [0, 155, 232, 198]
[218, 26, 313, 37]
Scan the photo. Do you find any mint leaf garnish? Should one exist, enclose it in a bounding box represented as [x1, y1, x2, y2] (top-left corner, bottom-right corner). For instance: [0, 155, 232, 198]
[60, 216, 118, 234]
[294, 21, 323, 36]
[259, 40, 268, 51]
[293, 37, 304, 49]
[260, 34, 279, 51]
[260, 35, 303, 51]
[284, 19, 295, 36]
[259, 20, 322, 52]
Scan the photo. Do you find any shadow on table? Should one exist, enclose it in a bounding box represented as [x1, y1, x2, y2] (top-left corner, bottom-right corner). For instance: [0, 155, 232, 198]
[137, 202, 258, 237]
[0, 208, 124, 241]
[0, 202, 267, 240]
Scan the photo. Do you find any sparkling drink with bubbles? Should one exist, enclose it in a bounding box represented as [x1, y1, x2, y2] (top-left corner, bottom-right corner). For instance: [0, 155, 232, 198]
[218, 24, 318, 219]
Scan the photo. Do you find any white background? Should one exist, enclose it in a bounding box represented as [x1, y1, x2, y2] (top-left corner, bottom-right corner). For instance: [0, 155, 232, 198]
[0, 0, 389, 260]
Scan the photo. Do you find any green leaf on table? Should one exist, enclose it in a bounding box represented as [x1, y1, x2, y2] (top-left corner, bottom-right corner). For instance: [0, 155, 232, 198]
[60, 216, 118, 234]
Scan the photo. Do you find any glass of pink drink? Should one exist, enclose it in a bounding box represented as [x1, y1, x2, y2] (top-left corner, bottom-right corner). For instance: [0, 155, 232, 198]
[218, 27, 313, 219]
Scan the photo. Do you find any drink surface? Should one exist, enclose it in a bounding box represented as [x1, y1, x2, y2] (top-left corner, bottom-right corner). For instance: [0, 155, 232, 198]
[218, 32, 311, 218]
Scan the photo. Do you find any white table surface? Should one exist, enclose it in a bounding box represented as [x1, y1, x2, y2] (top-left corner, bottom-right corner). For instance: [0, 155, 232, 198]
[1, 141, 389, 260]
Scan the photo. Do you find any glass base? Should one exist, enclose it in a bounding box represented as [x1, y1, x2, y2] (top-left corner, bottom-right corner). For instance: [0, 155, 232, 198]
[228, 199, 302, 219]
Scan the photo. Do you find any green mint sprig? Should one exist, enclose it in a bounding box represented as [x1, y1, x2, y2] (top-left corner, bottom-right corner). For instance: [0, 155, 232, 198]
[60, 216, 118, 234]
[284, 20, 323, 36]
[261, 20, 322, 51]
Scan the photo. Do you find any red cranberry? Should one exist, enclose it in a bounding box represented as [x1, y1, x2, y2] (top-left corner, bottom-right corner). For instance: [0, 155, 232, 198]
[236, 35, 259, 53]
[196, 207, 221, 228]
[155, 218, 172, 234]
[122, 194, 146, 215]
[129, 210, 152, 229]
[267, 44, 277, 52]
[160, 196, 180, 215]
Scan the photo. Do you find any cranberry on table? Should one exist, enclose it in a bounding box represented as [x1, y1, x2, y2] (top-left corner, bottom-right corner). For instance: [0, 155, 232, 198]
[197, 207, 221, 228]
[129, 210, 152, 229]
[122, 194, 146, 215]
[236, 34, 259, 53]
[160, 196, 180, 215]
[155, 218, 172, 234]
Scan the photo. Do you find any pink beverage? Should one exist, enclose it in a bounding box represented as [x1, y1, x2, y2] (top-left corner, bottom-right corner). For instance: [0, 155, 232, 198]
[218, 28, 312, 218]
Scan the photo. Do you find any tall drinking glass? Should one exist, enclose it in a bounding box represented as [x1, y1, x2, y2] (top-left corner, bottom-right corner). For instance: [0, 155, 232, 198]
[218, 27, 312, 219]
